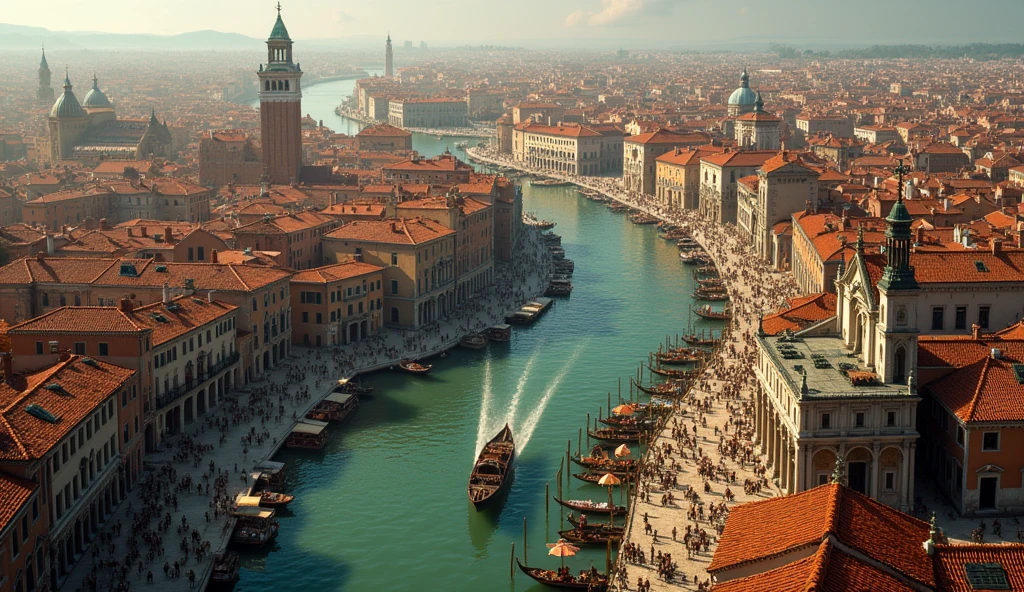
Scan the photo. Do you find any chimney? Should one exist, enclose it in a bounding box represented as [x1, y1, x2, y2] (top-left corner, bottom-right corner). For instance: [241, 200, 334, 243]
[141, 226, 148, 237]
[162, 282, 170, 304]
[211, 249, 218, 263]
[391, 221, 399, 233]
[972, 323, 981, 340]
[35, 251, 44, 262]
[915, 226, 924, 244]
[99, 218, 108, 231]
[804, 199, 813, 215]
[991, 348, 1003, 360]
[992, 238, 1003, 255]
[46, 234, 55, 255]
[119, 297, 133, 313]
[207, 289, 216, 303]
[1, 353, 12, 384]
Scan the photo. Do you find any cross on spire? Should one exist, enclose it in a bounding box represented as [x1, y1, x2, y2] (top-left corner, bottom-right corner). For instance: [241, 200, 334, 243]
[894, 159, 911, 202]
[276, 1, 282, 13]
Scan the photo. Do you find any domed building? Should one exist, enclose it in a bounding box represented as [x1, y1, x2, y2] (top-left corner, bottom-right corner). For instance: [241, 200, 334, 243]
[47, 70, 171, 163]
[727, 68, 757, 116]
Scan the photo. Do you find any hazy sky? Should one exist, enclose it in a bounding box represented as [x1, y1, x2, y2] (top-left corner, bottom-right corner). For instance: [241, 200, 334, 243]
[7, 0, 1022, 46]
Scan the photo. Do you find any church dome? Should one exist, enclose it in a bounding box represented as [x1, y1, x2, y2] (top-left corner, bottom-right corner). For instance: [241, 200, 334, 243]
[50, 72, 86, 118]
[83, 75, 112, 109]
[728, 68, 757, 106]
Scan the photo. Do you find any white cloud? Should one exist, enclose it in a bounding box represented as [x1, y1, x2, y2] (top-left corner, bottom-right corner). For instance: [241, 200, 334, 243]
[332, 10, 357, 23]
[565, 10, 585, 27]
[581, 0, 684, 27]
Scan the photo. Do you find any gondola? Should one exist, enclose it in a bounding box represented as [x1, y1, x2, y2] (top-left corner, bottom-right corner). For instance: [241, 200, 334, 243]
[468, 424, 515, 510]
[209, 552, 241, 585]
[572, 472, 626, 486]
[597, 415, 657, 429]
[259, 491, 294, 507]
[677, 238, 701, 250]
[570, 454, 638, 475]
[656, 350, 705, 365]
[648, 365, 700, 379]
[682, 333, 719, 347]
[459, 333, 488, 350]
[552, 497, 626, 516]
[558, 528, 623, 546]
[587, 428, 641, 443]
[567, 513, 626, 533]
[694, 265, 719, 278]
[398, 359, 433, 374]
[516, 558, 609, 591]
[694, 305, 731, 320]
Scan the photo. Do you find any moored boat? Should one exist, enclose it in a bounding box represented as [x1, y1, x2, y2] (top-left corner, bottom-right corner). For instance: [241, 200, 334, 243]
[570, 454, 638, 475]
[259, 491, 294, 507]
[558, 528, 623, 546]
[468, 424, 515, 510]
[567, 513, 626, 534]
[398, 359, 433, 374]
[459, 333, 488, 350]
[553, 497, 626, 516]
[587, 428, 641, 443]
[230, 506, 279, 547]
[334, 377, 373, 397]
[693, 287, 729, 301]
[572, 472, 626, 486]
[683, 333, 720, 347]
[677, 238, 701, 250]
[484, 324, 512, 342]
[694, 305, 731, 320]
[210, 551, 241, 585]
[633, 380, 687, 397]
[284, 419, 328, 450]
[516, 558, 609, 591]
[545, 279, 573, 297]
[597, 415, 657, 429]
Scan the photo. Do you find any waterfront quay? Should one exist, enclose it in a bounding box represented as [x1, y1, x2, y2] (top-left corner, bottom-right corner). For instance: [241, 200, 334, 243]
[467, 146, 801, 590]
[60, 227, 552, 592]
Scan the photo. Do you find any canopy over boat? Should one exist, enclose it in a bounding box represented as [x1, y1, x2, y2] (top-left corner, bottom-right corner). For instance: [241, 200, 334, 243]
[324, 392, 355, 405]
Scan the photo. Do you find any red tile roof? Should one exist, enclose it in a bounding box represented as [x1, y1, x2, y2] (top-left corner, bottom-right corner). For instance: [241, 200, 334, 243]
[762, 292, 837, 335]
[932, 544, 1024, 591]
[625, 130, 710, 145]
[701, 150, 778, 168]
[324, 218, 454, 245]
[709, 484, 934, 588]
[356, 123, 412, 138]
[291, 261, 383, 284]
[0, 473, 37, 533]
[0, 355, 135, 461]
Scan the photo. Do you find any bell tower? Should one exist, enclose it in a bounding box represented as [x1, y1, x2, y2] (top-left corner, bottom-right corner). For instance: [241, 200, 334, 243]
[258, 2, 303, 185]
[37, 44, 54, 104]
[385, 33, 394, 78]
[875, 161, 920, 385]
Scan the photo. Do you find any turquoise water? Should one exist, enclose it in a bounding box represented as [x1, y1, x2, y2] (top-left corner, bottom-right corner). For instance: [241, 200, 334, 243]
[232, 182, 721, 590]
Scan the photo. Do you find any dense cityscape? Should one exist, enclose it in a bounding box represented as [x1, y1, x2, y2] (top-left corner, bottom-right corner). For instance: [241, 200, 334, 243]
[1, 1, 1024, 591]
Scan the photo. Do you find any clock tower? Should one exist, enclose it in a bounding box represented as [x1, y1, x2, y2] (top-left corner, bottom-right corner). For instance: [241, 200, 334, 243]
[258, 3, 303, 185]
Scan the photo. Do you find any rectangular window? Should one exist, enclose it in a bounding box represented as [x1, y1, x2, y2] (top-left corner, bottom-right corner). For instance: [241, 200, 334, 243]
[954, 306, 967, 330]
[316, 313, 322, 324]
[198, 246, 205, 260]
[956, 426, 965, 447]
[855, 412, 865, 428]
[391, 252, 398, 265]
[391, 280, 399, 295]
[982, 431, 1000, 451]
[99, 343, 109, 356]
[187, 247, 194, 261]
[979, 306, 990, 329]
[883, 471, 896, 492]
[931, 307, 944, 330]
[886, 411, 896, 427]
[302, 312, 309, 323]
[36, 341, 43, 355]
[74, 342, 86, 355]
[820, 413, 831, 429]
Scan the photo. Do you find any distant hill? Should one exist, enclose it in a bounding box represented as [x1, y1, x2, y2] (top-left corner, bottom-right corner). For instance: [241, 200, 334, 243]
[0, 23, 262, 50]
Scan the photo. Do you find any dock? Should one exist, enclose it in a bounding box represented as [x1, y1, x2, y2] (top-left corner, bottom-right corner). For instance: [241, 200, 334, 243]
[505, 296, 553, 325]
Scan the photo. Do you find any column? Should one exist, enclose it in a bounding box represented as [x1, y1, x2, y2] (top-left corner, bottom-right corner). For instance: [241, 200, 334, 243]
[803, 445, 812, 493]
[870, 442, 881, 500]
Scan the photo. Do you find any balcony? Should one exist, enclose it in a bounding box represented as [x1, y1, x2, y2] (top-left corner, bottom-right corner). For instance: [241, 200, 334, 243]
[155, 351, 240, 410]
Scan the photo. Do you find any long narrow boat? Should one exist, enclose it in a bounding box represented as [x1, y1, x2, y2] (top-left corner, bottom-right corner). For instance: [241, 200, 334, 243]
[597, 415, 657, 429]
[567, 513, 626, 532]
[692, 288, 729, 301]
[656, 350, 705, 365]
[572, 472, 626, 486]
[570, 455, 638, 475]
[648, 365, 700, 379]
[682, 333, 720, 347]
[459, 333, 488, 350]
[694, 305, 731, 321]
[516, 558, 609, 591]
[259, 491, 294, 507]
[633, 379, 687, 396]
[553, 497, 626, 516]
[558, 528, 623, 546]
[587, 428, 640, 443]
[468, 424, 515, 510]
[209, 552, 241, 585]
[398, 359, 433, 374]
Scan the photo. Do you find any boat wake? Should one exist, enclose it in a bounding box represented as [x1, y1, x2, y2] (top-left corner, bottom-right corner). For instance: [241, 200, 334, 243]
[517, 342, 588, 453]
[503, 347, 541, 430]
[474, 357, 494, 457]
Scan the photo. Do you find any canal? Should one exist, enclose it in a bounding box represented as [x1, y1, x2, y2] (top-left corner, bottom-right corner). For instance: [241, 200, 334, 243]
[238, 79, 714, 590]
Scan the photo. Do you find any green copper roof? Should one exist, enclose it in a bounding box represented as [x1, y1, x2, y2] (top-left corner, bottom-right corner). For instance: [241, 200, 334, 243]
[83, 74, 112, 108]
[39, 47, 49, 71]
[50, 73, 86, 119]
[269, 13, 291, 40]
[886, 198, 912, 223]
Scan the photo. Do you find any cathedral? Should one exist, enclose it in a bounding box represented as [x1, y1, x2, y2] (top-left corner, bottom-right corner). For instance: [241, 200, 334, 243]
[46, 53, 171, 163]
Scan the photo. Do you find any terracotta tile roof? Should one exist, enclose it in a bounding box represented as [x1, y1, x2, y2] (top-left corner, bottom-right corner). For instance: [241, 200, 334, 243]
[0, 257, 119, 285]
[911, 251, 1024, 283]
[9, 307, 148, 335]
[709, 483, 934, 587]
[383, 154, 471, 172]
[625, 130, 710, 145]
[923, 348, 1024, 423]
[713, 539, 918, 592]
[233, 210, 335, 235]
[0, 355, 135, 461]
[736, 111, 782, 122]
[701, 150, 777, 168]
[324, 218, 454, 245]
[762, 152, 818, 175]
[291, 261, 384, 284]
[762, 293, 837, 335]
[656, 147, 724, 166]
[932, 543, 1024, 591]
[0, 473, 37, 533]
[356, 123, 412, 138]
[518, 123, 601, 138]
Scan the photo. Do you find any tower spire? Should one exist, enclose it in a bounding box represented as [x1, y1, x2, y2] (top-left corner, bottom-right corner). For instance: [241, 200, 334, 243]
[877, 159, 918, 291]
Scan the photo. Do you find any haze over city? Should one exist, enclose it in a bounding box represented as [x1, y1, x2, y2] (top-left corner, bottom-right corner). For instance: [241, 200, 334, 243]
[1, 1, 1024, 592]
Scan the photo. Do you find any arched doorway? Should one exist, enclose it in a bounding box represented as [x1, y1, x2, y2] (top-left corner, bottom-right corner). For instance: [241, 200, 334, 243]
[349, 323, 359, 343]
[846, 447, 873, 495]
[812, 448, 837, 488]
[262, 351, 270, 373]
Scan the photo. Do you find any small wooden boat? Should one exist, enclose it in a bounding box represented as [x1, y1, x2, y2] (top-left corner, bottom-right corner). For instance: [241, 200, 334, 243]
[573, 472, 625, 486]
[587, 428, 641, 443]
[682, 333, 719, 347]
[284, 420, 328, 450]
[634, 380, 687, 396]
[231, 507, 279, 547]
[607, 202, 629, 212]
[210, 551, 241, 585]
[553, 497, 626, 516]
[541, 233, 562, 245]
[570, 454, 638, 475]
[693, 288, 729, 301]
[545, 279, 573, 297]
[558, 528, 623, 546]
[334, 378, 373, 397]
[484, 324, 512, 342]
[548, 246, 566, 260]
[468, 424, 515, 510]
[698, 278, 726, 289]
[680, 251, 711, 265]
[694, 305, 731, 321]
[459, 333, 488, 350]
[648, 365, 700, 379]
[531, 178, 572, 187]
[536, 220, 557, 229]
[629, 212, 659, 225]
[259, 491, 294, 507]
[695, 265, 719, 278]
[554, 259, 574, 274]
[398, 359, 433, 374]
[567, 513, 626, 534]
[656, 349, 705, 365]
[677, 238, 701, 250]
[597, 415, 657, 429]
[516, 558, 609, 591]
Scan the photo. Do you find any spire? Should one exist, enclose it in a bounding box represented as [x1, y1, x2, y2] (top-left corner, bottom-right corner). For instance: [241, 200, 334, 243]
[878, 160, 918, 291]
[740, 68, 750, 88]
[93, 72, 99, 90]
[754, 90, 765, 113]
[269, 2, 291, 40]
[855, 224, 865, 254]
[387, 31, 392, 44]
[63, 67, 72, 89]
[40, 44, 49, 70]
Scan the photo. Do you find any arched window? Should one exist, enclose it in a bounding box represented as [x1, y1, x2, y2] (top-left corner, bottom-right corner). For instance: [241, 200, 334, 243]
[265, 81, 270, 91]
[894, 346, 907, 385]
[271, 80, 277, 91]
[284, 80, 290, 91]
